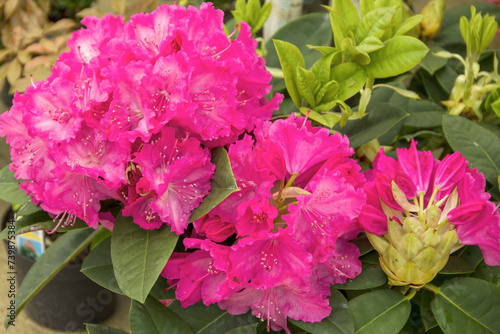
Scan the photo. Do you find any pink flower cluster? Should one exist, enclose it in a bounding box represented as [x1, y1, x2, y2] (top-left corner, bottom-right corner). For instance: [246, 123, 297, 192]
[162, 114, 367, 333]
[358, 140, 500, 266]
[0, 3, 281, 234]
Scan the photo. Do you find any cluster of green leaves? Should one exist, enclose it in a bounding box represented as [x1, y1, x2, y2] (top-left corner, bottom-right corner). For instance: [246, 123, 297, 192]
[231, 0, 271, 35]
[271, 0, 428, 127]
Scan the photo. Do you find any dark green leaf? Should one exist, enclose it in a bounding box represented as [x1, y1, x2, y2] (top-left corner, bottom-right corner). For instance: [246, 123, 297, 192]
[349, 289, 411, 334]
[224, 324, 259, 334]
[338, 266, 387, 290]
[420, 45, 449, 75]
[4, 227, 102, 328]
[16, 201, 42, 216]
[0, 210, 89, 240]
[169, 301, 258, 334]
[111, 214, 178, 302]
[336, 102, 408, 147]
[471, 261, 500, 288]
[421, 289, 439, 331]
[130, 296, 194, 334]
[82, 237, 123, 294]
[439, 256, 475, 274]
[0, 165, 29, 204]
[442, 114, 500, 185]
[190, 147, 238, 222]
[431, 277, 500, 333]
[265, 13, 332, 69]
[85, 323, 129, 334]
[291, 288, 354, 334]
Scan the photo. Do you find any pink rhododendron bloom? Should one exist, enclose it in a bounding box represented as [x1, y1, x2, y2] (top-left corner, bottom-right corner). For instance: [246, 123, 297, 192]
[162, 114, 367, 332]
[359, 140, 500, 269]
[0, 3, 280, 234]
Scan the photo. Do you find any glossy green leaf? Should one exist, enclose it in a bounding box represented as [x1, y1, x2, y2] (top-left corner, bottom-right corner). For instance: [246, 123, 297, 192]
[0, 165, 29, 204]
[349, 289, 411, 334]
[330, 62, 367, 101]
[439, 256, 475, 274]
[471, 260, 500, 287]
[442, 114, 500, 185]
[130, 296, 194, 334]
[266, 13, 332, 68]
[336, 102, 408, 147]
[16, 201, 42, 216]
[311, 52, 335, 84]
[291, 288, 354, 334]
[190, 147, 238, 222]
[420, 46, 449, 76]
[111, 214, 178, 302]
[86, 324, 128, 334]
[301, 107, 340, 128]
[224, 324, 259, 334]
[316, 80, 339, 106]
[338, 266, 387, 290]
[431, 277, 500, 333]
[364, 36, 428, 78]
[4, 227, 101, 328]
[82, 237, 123, 294]
[0, 210, 88, 240]
[169, 301, 258, 334]
[355, 8, 395, 43]
[342, 38, 371, 66]
[421, 290, 439, 331]
[273, 39, 305, 108]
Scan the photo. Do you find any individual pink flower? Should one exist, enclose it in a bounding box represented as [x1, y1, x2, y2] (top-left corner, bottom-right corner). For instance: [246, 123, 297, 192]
[359, 141, 500, 267]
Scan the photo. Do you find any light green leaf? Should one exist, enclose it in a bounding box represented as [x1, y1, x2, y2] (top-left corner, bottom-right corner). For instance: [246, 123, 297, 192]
[431, 277, 500, 333]
[331, 62, 367, 101]
[394, 14, 425, 37]
[273, 39, 305, 108]
[111, 214, 178, 303]
[336, 102, 408, 147]
[341, 38, 371, 65]
[130, 296, 194, 334]
[291, 288, 354, 334]
[360, 0, 375, 18]
[329, 10, 352, 51]
[4, 227, 102, 328]
[311, 52, 335, 84]
[315, 80, 339, 106]
[364, 36, 428, 78]
[0, 165, 29, 204]
[357, 36, 385, 54]
[301, 107, 340, 128]
[297, 67, 321, 107]
[253, 1, 272, 33]
[442, 114, 500, 185]
[349, 290, 411, 334]
[81, 237, 123, 294]
[333, 0, 360, 32]
[190, 147, 238, 222]
[354, 8, 395, 43]
[86, 324, 129, 334]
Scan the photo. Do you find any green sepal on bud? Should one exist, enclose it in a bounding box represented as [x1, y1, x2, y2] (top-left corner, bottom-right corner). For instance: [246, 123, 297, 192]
[367, 216, 460, 288]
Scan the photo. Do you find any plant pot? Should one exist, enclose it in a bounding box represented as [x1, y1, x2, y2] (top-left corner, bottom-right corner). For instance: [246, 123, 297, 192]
[2, 208, 117, 331]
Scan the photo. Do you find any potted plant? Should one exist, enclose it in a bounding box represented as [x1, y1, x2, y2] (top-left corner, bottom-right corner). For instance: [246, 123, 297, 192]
[0, 0, 499, 333]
